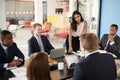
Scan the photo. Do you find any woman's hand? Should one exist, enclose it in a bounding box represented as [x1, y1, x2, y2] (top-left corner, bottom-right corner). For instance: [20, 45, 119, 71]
[68, 47, 73, 53]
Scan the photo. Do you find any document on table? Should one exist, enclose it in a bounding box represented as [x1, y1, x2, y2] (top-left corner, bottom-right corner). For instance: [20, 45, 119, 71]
[6, 66, 17, 70]
[10, 67, 26, 77]
[65, 54, 79, 69]
[9, 75, 27, 80]
[73, 51, 85, 57]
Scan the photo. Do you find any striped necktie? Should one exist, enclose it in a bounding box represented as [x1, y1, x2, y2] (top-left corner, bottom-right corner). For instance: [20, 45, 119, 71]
[5, 48, 9, 62]
[104, 40, 111, 51]
[37, 37, 45, 52]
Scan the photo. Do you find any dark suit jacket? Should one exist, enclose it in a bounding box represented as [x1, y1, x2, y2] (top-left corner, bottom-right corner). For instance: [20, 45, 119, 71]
[99, 34, 120, 58]
[0, 43, 25, 70]
[28, 35, 54, 56]
[73, 52, 116, 80]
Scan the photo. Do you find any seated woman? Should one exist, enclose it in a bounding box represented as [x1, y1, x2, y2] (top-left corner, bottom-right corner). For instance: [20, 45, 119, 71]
[27, 52, 51, 80]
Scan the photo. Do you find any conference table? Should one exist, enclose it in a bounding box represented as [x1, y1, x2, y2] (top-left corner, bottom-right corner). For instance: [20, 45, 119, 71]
[1, 57, 120, 80]
[0, 57, 73, 80]
[50, 65, 73, 80]
[0, 66, 73, 80]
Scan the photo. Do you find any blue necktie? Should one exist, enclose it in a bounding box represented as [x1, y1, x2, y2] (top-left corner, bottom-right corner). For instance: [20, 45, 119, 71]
[38, 37, 45, 52]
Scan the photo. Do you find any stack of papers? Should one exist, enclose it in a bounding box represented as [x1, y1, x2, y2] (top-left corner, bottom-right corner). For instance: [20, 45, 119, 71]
[10, 67, 26, 76]
[65, 54, 79, 69]
[9, 75, 27, 80]
[9, 67, 27, 80]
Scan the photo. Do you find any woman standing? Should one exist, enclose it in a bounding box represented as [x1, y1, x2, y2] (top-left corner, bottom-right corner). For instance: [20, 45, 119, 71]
[27, 52, 51, 80]
[66, 11, 87, 53]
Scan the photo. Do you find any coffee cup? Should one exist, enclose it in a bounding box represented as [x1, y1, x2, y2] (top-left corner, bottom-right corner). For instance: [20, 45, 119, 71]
[58, 62, 64, 75]
[58, 62, 64, 70]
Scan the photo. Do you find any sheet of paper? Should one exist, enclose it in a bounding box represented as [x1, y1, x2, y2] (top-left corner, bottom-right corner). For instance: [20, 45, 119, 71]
[9, 75, 27, 80]
[73, 51, 85, 57]
[65, 54, 79, 69]
[10, 67, 26, 77]
[6, 66, 17, 70]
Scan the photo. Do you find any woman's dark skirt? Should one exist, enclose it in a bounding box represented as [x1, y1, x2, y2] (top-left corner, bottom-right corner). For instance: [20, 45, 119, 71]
[65, 35, 80, 53]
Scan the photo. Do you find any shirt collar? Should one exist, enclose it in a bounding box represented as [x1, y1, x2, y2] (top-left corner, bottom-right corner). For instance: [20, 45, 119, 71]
[0, 43, 8, 50]
[34, 35, 41, 39]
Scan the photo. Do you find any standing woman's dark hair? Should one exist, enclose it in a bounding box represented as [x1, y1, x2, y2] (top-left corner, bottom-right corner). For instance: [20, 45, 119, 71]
[71, 11, 84, 31]
[27, 52, 51, 80]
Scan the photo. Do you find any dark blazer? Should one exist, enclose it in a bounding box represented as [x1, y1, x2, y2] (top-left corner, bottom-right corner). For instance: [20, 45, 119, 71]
[0, 43, 25, 70]
[28, 35, 54, 56]
[73, 52, 116, 80]
[99, 34, 120, 58]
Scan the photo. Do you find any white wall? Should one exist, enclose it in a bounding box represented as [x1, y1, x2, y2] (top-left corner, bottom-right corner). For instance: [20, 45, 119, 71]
[47, 0, 57, 16]
[34, 0, 43, 23]
[100, 0, 120, 38]
[0, 0, 6, 29]
[6, 0, 34, 20]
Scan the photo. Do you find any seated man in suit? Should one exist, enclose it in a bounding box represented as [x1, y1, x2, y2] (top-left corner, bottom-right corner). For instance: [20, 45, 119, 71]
[0, 30, 24, 70]
[28, 23, 54, 56]
[73, 33, 116, 80]
[99, 24, 120, 58]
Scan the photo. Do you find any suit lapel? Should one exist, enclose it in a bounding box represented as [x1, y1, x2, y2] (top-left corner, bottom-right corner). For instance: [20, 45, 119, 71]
[33, 36, 41, 50]
[0, 44, 9, 62]
[0, 44, 5, 53]
[105, 34, 109, 44]
[114, 35, 118, 42]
